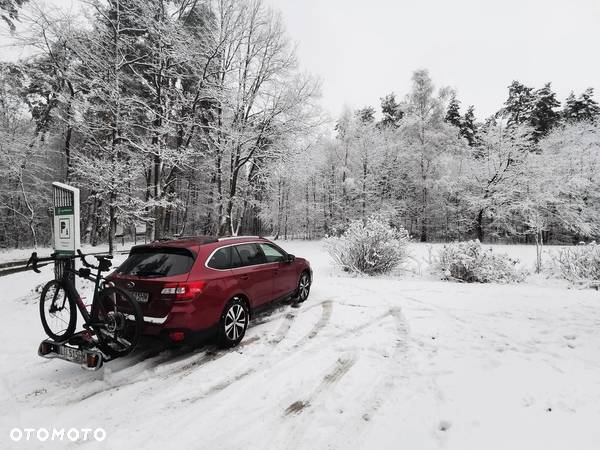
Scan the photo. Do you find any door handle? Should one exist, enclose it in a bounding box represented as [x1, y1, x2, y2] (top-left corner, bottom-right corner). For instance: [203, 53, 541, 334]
[239, 274, 249, 280]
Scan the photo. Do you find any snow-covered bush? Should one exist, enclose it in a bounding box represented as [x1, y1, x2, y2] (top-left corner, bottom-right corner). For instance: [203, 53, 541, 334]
[550, 242, 600, 285]
[434, 240, 525, 283]
[325, 217, 409, 275]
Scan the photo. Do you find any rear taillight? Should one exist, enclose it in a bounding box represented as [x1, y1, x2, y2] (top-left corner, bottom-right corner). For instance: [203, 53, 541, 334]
[161, 281, 205, 301]
[38, 341, 53, 356]
[86, 353, 100, 369]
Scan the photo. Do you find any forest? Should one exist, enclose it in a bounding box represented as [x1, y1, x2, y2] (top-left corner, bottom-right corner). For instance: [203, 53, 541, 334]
[1, 0, 599, 252]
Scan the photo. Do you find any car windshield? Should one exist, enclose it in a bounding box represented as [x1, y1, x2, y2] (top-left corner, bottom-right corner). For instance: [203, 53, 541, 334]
[116, 249, 195, 277]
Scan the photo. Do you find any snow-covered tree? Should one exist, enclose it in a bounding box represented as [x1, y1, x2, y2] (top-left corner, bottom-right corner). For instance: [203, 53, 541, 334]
[516, 121, 600, 271]
[0, 62, 53, 247]
[209, 0, 320, 236]
[400, 69, 463, 241]
[563, 88, 600, 123]
[463, 123, 532, 242]
[530, 83, 561, 141]
[445, 93, 462, 129]
[460, 105, 477, 146]
[503, 80, 535, 128]
[379, 93, 403, 128]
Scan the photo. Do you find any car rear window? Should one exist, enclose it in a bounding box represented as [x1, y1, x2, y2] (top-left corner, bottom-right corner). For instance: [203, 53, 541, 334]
[116, 248, 195, 277]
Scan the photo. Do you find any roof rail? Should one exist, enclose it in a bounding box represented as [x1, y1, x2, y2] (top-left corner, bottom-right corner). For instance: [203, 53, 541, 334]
[217, 235, 261, 241]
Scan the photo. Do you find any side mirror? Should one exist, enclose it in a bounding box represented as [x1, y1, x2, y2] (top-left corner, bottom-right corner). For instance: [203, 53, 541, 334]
[285, 254, 296, 264]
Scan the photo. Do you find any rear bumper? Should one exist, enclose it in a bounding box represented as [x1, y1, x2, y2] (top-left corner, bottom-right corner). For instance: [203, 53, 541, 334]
[140, 300, 219, 345]
[140, 296, 220, 334]
[142, 324, 217, 345]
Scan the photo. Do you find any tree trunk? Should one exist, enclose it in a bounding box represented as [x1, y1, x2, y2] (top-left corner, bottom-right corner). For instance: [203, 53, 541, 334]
[535, 230, 543, 273]
[362, 159, 367, 223]
[476, 209, 484, 242]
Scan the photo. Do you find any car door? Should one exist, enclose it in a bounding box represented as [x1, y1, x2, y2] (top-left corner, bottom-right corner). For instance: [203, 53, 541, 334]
[258, 243, 298, 299]
[230, 243, 274, 307]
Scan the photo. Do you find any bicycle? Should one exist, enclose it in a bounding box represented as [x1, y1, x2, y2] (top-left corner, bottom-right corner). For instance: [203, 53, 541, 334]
[27, 250, 143, 368]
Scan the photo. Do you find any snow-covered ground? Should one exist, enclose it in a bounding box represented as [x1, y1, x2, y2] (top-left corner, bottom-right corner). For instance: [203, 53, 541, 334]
[1, 241, 599, 449]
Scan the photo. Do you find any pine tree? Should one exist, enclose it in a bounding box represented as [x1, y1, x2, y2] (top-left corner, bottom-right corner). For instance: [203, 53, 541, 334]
[460, 105, 477, 146]
[356, 106, 375, 124]
[562, 92, 581, 122]
[445, 93, 462, 129]
[579, 88, 600, 122]
[563, 88, 600, 123]
[504, 81, 535, 128]
[530, 83, 560, 141]
[379, 93, 403, 128]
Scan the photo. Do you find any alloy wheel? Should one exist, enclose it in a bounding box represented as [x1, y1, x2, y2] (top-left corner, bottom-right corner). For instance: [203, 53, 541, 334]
[298, 274, 310, 301]
[224, 303, 247, 340]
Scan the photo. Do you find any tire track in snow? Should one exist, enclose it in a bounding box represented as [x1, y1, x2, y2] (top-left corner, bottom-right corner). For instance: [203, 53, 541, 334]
[108, 299, 330, 392]
[268, 312, 296, 345]
[359, 306, 410, 423]
[290, 299, 333, 348]
[167, 299, 334, 380]
[55, 301, 294, 404]
[272, 305, 410, 450]
[55, 337, 261, 405]
[171, 300, 337, 406]
[179, 367, 257, 405]
[330, 309, 392, 339]
[49, 299, 333, 406]
[172, 335, 261, 379]
[177, 299, 333, 397]
[175, 300, 326, 381]
[284, 355, 357, 416]
[273, 353, 358, 449]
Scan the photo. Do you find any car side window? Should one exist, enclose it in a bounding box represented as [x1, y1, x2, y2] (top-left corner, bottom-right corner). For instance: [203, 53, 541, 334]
[258, 243, 285, 263]
[230, 246, 242, 268]
[234, 243, 266, 267]
[207, 247, 231, 270]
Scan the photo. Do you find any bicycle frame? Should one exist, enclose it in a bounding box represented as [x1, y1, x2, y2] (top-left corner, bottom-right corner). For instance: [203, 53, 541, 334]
[60, 265, 105, 328]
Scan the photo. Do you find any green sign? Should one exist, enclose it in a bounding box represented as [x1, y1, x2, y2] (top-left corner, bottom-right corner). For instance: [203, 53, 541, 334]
[55, 249, 76, 256]
[55, 206, 74, 216]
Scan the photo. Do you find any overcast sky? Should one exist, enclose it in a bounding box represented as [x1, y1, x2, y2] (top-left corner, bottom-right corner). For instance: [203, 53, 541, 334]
[3, 0, 600, 120]
[265, 0, 600, 120]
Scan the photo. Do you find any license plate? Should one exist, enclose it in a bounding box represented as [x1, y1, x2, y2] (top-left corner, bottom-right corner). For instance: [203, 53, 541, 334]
[131, 291, 149, 303]
[58, 345, 85, 363]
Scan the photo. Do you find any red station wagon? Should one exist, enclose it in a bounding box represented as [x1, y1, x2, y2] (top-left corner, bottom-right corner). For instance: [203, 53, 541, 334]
[108, 236, 312, 347]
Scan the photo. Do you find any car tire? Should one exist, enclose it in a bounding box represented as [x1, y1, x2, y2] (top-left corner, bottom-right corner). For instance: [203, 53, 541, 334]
[217, 297, 249, 348]
[295, 271, 311, 303]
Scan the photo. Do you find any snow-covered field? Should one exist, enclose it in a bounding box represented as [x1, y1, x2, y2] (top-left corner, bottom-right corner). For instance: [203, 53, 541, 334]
[1, 241, 599, 449]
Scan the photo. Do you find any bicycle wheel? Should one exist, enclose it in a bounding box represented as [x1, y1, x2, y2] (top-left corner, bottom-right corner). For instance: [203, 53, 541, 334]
[94, 286, 143, 356]
[39, 280, 77, 341]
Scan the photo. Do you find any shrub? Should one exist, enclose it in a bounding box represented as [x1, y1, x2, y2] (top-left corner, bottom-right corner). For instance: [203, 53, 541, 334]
[434, 240, 525, 283]
[325, 217, 409, 275]
[550, 242, 600, 285]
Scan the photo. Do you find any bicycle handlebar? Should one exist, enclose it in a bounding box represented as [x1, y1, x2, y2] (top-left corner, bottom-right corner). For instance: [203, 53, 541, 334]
[77, 249, 94, 269]
[26, 250, 113, 274]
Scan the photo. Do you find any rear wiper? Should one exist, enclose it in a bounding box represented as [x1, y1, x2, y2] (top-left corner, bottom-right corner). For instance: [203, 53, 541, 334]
[134, 270, 166, 277]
